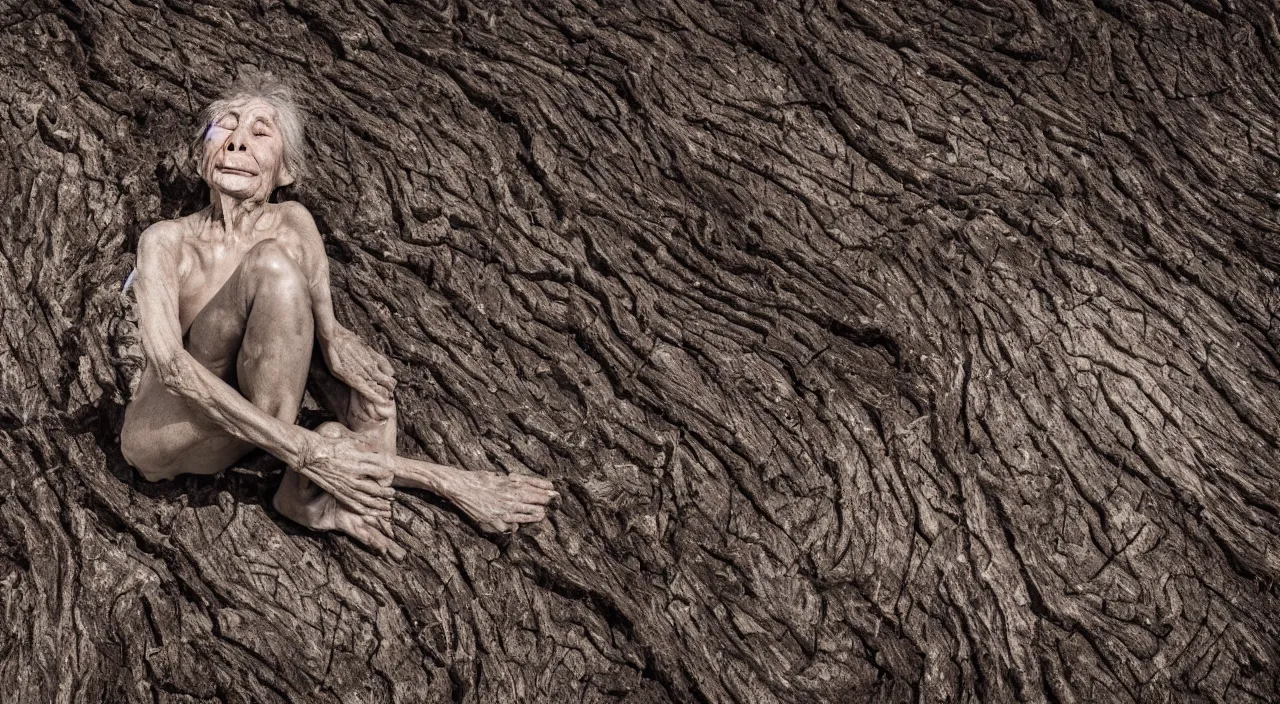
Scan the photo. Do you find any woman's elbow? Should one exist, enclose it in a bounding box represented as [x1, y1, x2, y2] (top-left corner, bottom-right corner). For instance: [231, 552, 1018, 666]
[154, 352, 198, 396]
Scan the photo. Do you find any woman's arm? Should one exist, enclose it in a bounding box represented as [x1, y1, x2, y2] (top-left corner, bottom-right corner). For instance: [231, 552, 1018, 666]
[133, 220, 393, 515]
[281, 203, 397, 408]
[134, 221, 308, 459]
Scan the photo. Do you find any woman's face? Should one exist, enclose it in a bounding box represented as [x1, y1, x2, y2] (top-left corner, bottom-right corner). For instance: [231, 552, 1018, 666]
[201, 98, 292, 202]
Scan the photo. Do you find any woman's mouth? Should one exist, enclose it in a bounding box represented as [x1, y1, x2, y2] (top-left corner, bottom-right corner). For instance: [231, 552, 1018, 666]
[216, 166, 257, 177]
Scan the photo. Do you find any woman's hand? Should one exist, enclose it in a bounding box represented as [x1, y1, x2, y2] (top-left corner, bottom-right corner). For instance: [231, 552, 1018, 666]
[322, 328, 396, 416]
[291, 430, 396, 517]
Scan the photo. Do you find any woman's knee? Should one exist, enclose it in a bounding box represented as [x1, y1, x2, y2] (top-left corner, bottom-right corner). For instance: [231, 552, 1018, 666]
[314, 420, 351, 439]
[120, 425, 177, 482]
[243, 239, 308, 301]
[314, 419, 383, 452]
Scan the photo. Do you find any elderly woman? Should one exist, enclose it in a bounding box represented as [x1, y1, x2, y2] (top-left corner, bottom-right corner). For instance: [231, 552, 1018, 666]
[120, 75, 556, 558]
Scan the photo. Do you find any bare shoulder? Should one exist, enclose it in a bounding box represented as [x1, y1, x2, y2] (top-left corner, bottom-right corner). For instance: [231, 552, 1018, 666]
[140, 217, 185, 242]
[267, 202, 328, 273]
[267, 201, 320, 249]
[137, 217, 189, 261]
[274, 200, 319, 232]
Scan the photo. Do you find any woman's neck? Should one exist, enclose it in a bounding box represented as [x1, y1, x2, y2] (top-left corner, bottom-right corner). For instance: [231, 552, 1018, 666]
[207, 190, 267, 239]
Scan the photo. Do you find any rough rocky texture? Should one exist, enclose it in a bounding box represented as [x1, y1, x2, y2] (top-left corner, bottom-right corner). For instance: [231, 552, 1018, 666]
[3, 0, 1280, 702]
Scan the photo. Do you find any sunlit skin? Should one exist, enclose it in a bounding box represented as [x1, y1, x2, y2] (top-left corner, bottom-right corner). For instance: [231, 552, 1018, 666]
[120, 96, 557, 557]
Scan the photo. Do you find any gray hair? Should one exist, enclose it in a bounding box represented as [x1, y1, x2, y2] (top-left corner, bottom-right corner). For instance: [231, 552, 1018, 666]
[198, 72, 307, 184]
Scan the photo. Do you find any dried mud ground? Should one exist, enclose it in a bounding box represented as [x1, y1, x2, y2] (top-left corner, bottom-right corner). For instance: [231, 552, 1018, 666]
[2, 0, 1280, 702]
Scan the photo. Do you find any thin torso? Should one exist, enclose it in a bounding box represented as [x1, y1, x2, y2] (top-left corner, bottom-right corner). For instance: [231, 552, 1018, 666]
[167, 204, 309, 334]
[121, 201, 321, 476]
[128, 202, 315, 403]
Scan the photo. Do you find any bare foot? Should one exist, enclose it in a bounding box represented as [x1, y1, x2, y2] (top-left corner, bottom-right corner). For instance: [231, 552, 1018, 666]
[441, 471, 559, 533]
[274, 421, 405, 559]
[274, 469, 408, 560]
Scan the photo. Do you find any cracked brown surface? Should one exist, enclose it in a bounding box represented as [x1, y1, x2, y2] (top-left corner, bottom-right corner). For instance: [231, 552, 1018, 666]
[2, 0, 1280, 701]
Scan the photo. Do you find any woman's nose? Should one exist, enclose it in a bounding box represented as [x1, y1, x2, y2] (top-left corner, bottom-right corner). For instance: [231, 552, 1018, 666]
[226, 133, 247, 151]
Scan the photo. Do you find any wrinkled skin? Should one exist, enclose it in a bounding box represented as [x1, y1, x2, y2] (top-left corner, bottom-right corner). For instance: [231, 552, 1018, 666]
[120, 95, 557, 557]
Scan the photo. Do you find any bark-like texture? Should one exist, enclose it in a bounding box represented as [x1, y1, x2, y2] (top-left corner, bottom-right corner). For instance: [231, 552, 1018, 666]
[3, 0, 1280, 702]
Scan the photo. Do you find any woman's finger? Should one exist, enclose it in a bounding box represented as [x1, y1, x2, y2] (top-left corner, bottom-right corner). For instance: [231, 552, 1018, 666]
[342, 373, 380, 404]
[358, 355, 392, 386]
[350, 397, 382, 422]
[388, 542, 408, 561]
[357, 455, 395, 483]
[512, 474, 551, 488]
[353, 486, 391, 514]
[360, 481, 396, 499]
[361, 380, 390, 406]
[369, 386, 393, 407]
[375, 354, 396, 380]
[364, 401, 393, 422]
[374, 518, 407, 559]
[517, 475, 555, 491]
[344, 486, 386, 511]
[357, 377, 392, 406]
[517, 487, 556, 505]
[334, 492, 377, 516]
[353, 515, 404, 559]
[344, 363, 386, 400]
[355, 478, 391, 497]
[372, 368, 397, 393]
[509, 503, 547, 519]
[341, 449, 390, 479]
[354, 499, 393, 520]
[339, 484, 391, 514]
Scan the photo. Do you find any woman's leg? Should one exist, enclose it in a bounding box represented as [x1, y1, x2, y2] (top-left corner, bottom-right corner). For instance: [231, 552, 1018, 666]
[121, 239, 313, 480]
[271, 362, 406, 558]
[307, 361, 557, 535]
